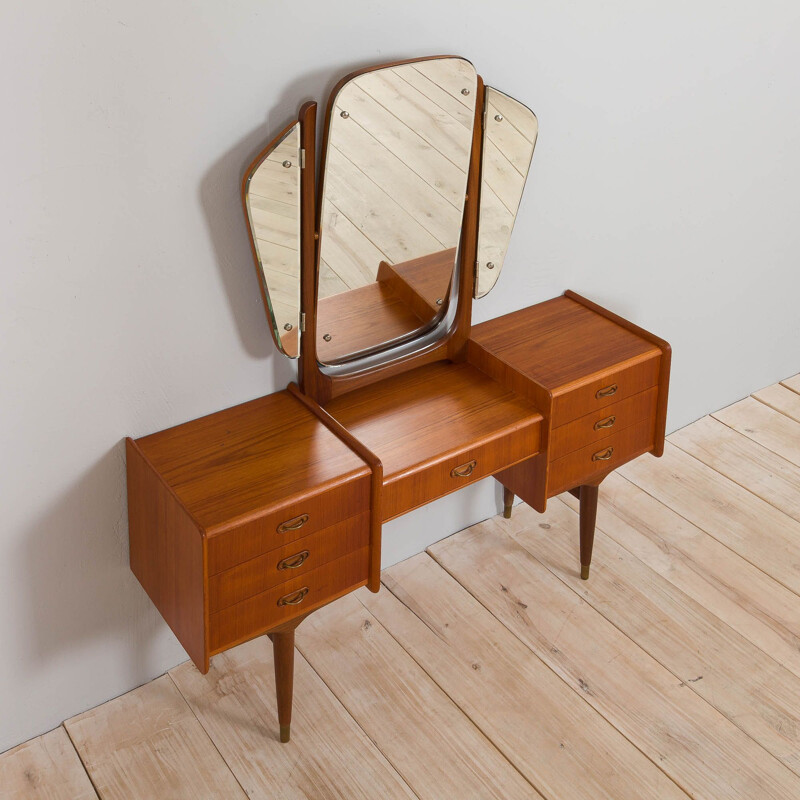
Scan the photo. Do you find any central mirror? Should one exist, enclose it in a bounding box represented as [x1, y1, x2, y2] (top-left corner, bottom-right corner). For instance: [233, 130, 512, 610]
[316, 57, 478, 366]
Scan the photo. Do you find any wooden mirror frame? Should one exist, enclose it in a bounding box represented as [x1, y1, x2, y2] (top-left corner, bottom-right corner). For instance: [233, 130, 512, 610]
[297, 57, 485, 405]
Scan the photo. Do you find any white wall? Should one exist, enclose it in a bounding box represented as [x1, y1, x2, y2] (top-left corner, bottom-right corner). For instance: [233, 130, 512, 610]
[2, 0, 799, 752]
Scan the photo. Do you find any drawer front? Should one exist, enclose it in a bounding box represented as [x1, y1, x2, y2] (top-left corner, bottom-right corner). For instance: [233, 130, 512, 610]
[551, 353, 660, 428]
[548, 417, 655, 497]
[550, 387, 658, 461]
[207, 474, 370, 574]
[383, 417, 541, 521]
[209, 511, 370, 612]
[209, 547, 369, 653]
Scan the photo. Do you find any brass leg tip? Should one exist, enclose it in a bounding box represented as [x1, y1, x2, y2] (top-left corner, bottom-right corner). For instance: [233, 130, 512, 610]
[503, 505, 513, 519]
[580, 564, 590, 580]
[279, 724, 291, 743]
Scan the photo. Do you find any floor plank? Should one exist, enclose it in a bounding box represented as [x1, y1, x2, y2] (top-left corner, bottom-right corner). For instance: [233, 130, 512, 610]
[669, 415, 800, 524]
[561, 472, 800, 682]
[64, 675, 247, 800]
[781, 374, 800, 394]
[0, 727, 97, 800]
[713, 396, 800, 467]
[619, 442, 800, 596]
[296, 592, 537, 800]
[429, 514, 800, 800]
[366, 554, 688, 800]
[170, 637, 416, 800]
[505, 497, 800, 782]
[753, 383, 800, 424]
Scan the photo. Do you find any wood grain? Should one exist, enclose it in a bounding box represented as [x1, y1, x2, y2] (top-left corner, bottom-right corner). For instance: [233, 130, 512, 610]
[470, 296, 661, 391]
[367, 555, 687, 800]
[210, 547, 369, 653]
[565, 290, 671, 455]
[135, 390, 371, 533]
[127, 437, 207, 671]
[170, 638, 416, 799]
[670, 414, 800, 525]
[431, 513, 800, 799]
[620, 442, 800, 597]
[324, 360, 542, 519]
[511, 498, 800, 778]
[753, 383, 800, 424]
[549, 386, 658, 459]
[65, 676, 247, 799]
[562, 470, 800, 685]
[547, 416, 654, 496]
[781, 374, 800, 394]
[0, 727, 97, 800]
[297, 592, 539, 800]
[713, 396, 800, 467]
[287, 383, 384, 592]
[209, 511, 369, 611]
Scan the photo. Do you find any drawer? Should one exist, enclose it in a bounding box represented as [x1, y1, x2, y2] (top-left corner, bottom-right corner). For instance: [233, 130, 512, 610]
[548, 417, 655, 496]
[551, 353, 660, 427]
[210, 547, 369, 653]
[550, 387, 658, 461]
[382, 417, 541, 521]
[209, 511, 369, 612]
[207, 474, 370, 574]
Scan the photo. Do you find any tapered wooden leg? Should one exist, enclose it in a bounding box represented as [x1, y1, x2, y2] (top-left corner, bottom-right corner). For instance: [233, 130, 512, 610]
[578, 484, 599, 580]
[271, 629, 295, 743]
[503, 486, 515, 519]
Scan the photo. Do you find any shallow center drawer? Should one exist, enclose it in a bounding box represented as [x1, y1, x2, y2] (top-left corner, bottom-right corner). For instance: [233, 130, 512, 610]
[382, 417, 542, 521]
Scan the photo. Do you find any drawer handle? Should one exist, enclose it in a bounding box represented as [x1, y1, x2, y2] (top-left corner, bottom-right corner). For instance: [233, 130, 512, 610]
[277, 587, 309, 606]
[451, 460, 477, 478]
[592, 447, 615, 462]
[594, 415, 616, 430]
[596, 384, 618, 398]
[277, 550, 310, 571]
[277, 514, 309, 533]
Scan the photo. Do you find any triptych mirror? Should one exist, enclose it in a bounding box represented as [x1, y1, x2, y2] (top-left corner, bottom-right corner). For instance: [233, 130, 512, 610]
[242, 56, 537, 366]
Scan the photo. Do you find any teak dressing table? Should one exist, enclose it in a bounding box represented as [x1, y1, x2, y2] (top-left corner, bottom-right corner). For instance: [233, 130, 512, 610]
[127, 56, 670, 743]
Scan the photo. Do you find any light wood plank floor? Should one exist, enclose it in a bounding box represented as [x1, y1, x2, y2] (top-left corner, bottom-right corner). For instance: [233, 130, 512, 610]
[4, 374, 800, 799]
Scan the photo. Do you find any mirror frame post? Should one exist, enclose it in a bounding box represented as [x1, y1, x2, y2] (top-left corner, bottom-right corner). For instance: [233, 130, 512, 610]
[298, 101, 319, 399]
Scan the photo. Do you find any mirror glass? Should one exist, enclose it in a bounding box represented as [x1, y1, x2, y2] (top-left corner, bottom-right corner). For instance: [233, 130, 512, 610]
[475, 88, 538, 299]
[317, 57, 477, 366]
[244, 122, 301, 357]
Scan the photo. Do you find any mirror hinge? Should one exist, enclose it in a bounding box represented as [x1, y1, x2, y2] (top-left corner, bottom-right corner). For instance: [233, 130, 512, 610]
[300, 148, 306, 168]
[300, 312, 306, 332]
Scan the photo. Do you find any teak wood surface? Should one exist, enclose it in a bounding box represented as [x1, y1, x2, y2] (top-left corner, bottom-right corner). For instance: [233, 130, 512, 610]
[123, 55, 672, 747]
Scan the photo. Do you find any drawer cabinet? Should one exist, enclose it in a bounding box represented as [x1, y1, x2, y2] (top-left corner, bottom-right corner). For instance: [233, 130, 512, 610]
[127, 391, 374, 673]
[549, 387, 658, 460]
[548, 417, 655, 496]
[209, 511, 370, 612]
[471, 292, 670, 510]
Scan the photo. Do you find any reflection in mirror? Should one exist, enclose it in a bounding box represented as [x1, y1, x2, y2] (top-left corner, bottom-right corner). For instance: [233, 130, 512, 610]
[244, 122, 302, 357]
[317, 57, 477, 366]
[475, 88, 538, 299]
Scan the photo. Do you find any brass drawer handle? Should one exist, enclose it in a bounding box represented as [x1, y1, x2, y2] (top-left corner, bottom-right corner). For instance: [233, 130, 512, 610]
[596, 384, 618, 399]
[451, 460, 477, 478]
[277, 550, 310, 571]
[277, 514, 309, 533]
[277, 587, 309, 606]
[592, 447, 614, 462]
[594, 415, 616, 430]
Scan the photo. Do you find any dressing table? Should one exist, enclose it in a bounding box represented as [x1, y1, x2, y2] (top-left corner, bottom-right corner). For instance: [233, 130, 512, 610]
[126, 56, 671, 744]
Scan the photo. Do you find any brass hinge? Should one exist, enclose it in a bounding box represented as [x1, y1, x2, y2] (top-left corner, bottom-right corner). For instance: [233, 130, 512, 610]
[300, 312, 306, 332]
[300, 148, 306, 168]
